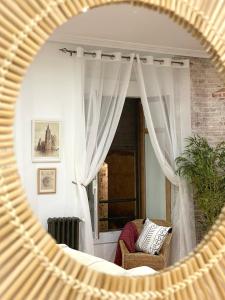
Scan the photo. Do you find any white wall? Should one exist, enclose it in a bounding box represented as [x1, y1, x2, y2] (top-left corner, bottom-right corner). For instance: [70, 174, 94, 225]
[15, 41, 166, 261]
[15, 41, 82, 228]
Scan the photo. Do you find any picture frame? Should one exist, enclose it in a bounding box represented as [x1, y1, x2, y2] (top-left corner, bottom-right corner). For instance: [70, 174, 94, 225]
[32, 120, 61, 162]
[37, 168, 56, 194]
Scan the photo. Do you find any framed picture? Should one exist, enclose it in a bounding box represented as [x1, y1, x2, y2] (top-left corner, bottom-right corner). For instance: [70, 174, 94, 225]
[37, 168, 56, 194]
[32, 120, 61, 162]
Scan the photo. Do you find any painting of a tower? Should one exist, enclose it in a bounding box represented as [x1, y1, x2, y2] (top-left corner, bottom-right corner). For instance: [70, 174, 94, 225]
[32, 120, 61, 162]
[45, 124, 52, 151]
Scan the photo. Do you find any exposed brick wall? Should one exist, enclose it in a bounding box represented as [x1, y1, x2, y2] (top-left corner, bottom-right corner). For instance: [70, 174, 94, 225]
[190, 57, 225, 146]
[190, 57, 225, 242]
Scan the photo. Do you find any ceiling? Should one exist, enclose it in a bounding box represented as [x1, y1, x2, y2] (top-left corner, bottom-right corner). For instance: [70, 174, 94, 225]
[49, 4, 207, 57]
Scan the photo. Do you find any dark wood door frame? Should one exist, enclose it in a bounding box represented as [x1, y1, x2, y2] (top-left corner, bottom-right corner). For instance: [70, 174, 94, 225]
[120, 97, 146, 220]
[165, 178, 172, 222]
[137, 101, 146, 219]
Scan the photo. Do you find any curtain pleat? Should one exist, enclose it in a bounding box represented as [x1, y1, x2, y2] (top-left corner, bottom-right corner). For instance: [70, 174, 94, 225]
[135, 55, 196, 263]
[72, 48, 134, 254]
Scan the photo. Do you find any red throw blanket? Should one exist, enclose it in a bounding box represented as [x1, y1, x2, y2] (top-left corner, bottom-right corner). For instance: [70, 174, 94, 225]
[114, 221, 138, 266]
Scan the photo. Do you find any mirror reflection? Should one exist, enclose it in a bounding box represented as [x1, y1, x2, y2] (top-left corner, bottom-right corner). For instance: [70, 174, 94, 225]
[15, 4, 225, 276]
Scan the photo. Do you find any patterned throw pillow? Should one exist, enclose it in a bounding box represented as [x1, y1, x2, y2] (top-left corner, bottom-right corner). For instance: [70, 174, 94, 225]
[135, 219, 172, 255]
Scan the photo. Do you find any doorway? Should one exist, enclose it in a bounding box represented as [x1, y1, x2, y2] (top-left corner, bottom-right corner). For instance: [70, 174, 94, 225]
[98, 98, 146, 232]
[88, 97, 171, 261]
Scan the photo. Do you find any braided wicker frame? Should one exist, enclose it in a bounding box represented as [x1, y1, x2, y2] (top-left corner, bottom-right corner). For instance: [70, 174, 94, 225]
[0, 1, 225, 299]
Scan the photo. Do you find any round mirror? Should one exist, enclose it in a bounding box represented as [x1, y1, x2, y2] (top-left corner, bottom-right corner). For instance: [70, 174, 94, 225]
[1, 1, 225, 299]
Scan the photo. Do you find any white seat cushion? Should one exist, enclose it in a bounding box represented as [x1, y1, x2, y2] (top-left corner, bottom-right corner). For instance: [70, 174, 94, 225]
[59, 244, 126, 275]
[59, 244, 157, 276]
[125, 266, 156, 276]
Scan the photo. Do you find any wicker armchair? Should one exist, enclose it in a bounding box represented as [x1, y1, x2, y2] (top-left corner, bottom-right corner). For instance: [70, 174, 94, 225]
[119, 219, 172, 271]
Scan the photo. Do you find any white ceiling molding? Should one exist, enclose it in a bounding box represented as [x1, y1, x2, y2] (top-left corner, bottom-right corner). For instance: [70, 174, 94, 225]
[49, 35, 209, 58]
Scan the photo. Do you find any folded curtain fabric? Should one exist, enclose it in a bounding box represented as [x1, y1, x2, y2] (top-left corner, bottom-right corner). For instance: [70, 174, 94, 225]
[114, 221, 138, 266]
[135, 55, 196, 263]
[71, 48, 134, 254]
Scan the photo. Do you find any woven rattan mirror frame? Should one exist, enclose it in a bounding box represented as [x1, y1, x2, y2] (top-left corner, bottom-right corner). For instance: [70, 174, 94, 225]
[1, 0, 225, 299]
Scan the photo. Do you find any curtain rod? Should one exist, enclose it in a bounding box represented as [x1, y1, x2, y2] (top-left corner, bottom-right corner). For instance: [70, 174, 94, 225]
[59, 48, 185, 66]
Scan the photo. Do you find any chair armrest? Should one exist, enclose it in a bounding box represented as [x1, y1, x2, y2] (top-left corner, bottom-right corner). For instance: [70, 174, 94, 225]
[125, 252, 163, 259]
[119, 240, 130, 268]
[160, 233, 172, 265]
[119, 240, 129, 254]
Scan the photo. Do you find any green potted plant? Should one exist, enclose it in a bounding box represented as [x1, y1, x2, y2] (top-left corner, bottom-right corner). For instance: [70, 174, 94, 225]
[175, 135, 225, 233]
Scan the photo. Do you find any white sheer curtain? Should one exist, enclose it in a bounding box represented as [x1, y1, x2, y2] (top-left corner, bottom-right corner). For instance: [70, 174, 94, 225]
[72, 48, 134, 254]
[135, 55, 196, 263]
